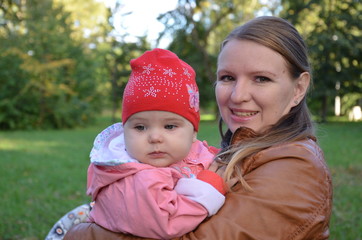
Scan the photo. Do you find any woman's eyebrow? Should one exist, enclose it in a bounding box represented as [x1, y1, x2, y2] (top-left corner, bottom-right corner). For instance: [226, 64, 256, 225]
[249, 70, 277, 77]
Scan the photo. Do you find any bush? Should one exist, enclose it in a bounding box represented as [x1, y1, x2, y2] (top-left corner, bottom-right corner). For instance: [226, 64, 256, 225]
[0, 48, 104, 130]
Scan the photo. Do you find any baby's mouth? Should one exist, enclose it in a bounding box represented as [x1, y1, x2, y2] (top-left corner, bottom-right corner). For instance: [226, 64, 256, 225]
[149, 151, 166, 157]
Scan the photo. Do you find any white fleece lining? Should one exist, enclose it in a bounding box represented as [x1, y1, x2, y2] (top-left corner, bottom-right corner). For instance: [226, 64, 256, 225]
[175, 177, 225, 216]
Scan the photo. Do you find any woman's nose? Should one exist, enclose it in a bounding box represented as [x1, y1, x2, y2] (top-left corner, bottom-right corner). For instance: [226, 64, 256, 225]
[230, 79, 251, 103]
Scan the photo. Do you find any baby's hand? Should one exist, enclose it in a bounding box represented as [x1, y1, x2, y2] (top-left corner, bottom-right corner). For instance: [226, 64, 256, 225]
[208, 161, 238, 191]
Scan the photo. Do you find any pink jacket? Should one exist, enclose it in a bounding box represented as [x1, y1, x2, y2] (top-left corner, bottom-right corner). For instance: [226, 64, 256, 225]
[86, 123, 225, 239]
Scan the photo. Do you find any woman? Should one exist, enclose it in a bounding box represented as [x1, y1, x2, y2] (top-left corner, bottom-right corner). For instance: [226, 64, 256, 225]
[64, 16, 332, 240]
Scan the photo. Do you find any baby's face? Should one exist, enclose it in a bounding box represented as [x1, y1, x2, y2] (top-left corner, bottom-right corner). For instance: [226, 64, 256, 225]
[123, 111, 197, 167]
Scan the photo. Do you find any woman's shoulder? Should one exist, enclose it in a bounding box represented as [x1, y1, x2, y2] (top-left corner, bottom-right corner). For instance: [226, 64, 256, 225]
[243, 138, 331, 194]
[253, 138, 326, 169]
[237, 138, 332, 239]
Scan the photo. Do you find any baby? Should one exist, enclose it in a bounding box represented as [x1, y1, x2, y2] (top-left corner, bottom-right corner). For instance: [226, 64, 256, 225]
[86, 48, 226, 239]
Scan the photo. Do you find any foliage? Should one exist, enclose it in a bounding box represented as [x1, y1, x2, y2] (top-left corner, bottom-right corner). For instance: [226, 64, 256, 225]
[341, 92, 362, 116]
[280, 0, 362, 122]
[53, 0, 110, 42]
[0, 0, 108, 130]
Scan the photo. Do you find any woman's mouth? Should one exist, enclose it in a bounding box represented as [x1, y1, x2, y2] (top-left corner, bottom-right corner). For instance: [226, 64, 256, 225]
[232, 110, 258, 117]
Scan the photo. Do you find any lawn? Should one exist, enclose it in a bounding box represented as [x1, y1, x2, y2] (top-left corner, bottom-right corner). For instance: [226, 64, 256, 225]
[0, 118, 361, 239]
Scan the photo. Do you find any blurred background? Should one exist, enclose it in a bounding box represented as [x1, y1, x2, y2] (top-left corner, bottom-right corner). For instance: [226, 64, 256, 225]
[0, 0, 361, 239]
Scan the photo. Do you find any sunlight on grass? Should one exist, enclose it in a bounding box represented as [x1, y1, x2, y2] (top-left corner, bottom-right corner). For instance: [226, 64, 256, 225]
[200, 113, 216, 121]
[0, 139, 61, 151]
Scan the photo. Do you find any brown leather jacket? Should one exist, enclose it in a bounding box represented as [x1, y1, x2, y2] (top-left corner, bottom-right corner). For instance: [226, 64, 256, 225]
[64, 132, 332, 240]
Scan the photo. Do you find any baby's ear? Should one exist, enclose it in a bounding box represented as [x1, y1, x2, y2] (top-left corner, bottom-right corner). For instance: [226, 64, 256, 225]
[193, 131, 197, 142]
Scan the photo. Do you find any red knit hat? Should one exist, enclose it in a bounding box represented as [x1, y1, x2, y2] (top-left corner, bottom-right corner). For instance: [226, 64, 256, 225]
[122, 48, 200, 131]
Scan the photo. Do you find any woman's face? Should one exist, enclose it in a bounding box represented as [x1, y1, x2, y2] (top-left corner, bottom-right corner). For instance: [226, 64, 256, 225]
[215, 39, 309, 134]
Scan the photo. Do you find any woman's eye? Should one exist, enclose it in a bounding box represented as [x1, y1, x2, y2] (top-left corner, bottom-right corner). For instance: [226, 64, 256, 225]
[134, 125, 145, 131]
[255, 76, 271, 83]
[218, 75, 234, 82]
[165, 124, 177, 130]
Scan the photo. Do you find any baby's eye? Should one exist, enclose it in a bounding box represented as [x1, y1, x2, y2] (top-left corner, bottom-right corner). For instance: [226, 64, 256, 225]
[165, 124, 177, 130]
[255, 76, 271, 83]
[134, 125, 146, 131]
[218, 75, 235, 82]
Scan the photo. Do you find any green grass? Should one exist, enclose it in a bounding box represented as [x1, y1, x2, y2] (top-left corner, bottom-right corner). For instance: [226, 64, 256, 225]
[0, 118, 361, 239]
[316, 122, 362, 239]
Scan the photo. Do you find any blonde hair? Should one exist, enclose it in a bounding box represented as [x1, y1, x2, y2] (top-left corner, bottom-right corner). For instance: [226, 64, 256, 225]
[217, 16, 315, 191]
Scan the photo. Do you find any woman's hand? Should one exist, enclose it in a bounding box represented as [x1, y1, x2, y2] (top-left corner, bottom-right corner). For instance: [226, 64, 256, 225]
[208, 161, 238, 190]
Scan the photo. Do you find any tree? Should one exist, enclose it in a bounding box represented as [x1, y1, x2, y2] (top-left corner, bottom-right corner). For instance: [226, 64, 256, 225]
[0, 0, 108, 129]
[280, 0, 362, 122]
